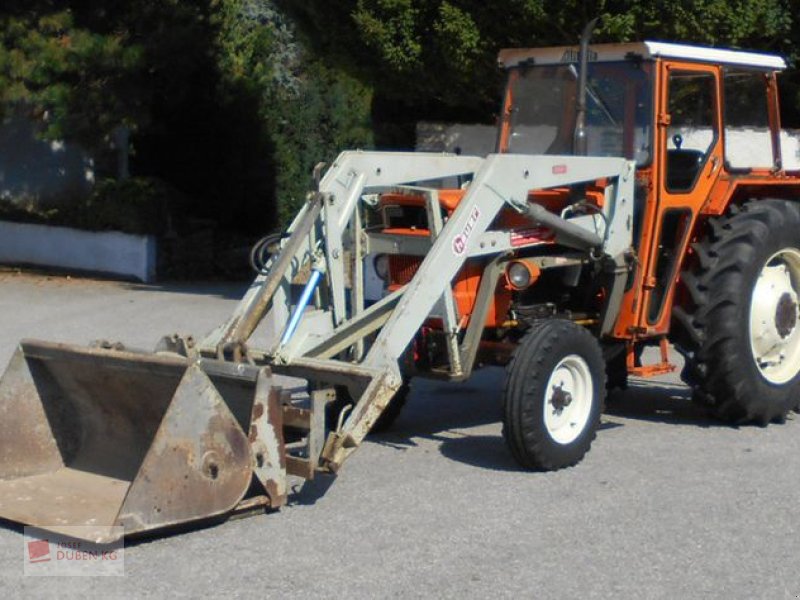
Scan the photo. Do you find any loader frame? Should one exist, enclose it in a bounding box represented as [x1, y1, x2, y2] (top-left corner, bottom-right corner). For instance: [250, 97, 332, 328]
[199, 151, 635, 471]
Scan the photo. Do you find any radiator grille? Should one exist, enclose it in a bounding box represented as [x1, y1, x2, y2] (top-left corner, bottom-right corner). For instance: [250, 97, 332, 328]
[389, 255, 423, 285]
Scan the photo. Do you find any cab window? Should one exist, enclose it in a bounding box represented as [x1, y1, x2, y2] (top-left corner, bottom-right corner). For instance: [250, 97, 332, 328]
[723, 70, 772, 170]
[665, 71, 717, 192]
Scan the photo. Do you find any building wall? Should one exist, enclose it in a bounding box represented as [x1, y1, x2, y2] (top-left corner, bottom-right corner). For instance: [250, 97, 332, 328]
[416, 121, 800, 170]
[0, 116, 94, 207]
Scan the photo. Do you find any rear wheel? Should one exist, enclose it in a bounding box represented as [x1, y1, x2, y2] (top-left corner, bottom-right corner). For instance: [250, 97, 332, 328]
[673, 199, 800, 423]
[503, 319, 605, 470]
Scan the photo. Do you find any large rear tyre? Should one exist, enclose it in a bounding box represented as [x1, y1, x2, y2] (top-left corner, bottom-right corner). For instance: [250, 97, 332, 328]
[503, 319, 606, 470]
[673, 199, 800, 423]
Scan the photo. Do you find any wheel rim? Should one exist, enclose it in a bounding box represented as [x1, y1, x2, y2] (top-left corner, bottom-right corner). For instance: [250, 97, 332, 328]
[543, 354, 594, 445]
[749, 247, 800, 384]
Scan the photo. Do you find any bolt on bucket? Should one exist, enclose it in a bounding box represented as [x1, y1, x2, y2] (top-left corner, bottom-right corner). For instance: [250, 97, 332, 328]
[0, 340, 286, 543]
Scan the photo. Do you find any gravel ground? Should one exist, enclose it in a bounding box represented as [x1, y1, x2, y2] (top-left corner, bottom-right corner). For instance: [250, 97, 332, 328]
[0, 271, 799, 599]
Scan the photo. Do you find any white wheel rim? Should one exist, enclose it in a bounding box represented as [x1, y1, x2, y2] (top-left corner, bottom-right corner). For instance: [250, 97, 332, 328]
[749, 247, 800, 384]
[543, 354, 594, 445]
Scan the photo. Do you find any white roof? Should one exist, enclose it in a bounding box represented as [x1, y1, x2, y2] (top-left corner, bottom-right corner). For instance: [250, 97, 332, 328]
[498, 41, 786, 70]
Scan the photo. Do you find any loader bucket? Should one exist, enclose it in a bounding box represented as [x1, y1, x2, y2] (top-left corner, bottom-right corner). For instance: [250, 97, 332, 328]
[0, 340, 282, 543]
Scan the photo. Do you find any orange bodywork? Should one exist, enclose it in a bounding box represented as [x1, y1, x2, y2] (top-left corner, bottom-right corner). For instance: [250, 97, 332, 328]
[380, 183, 608, 329]
[608, 60, 800, 341]
[381, 191, 512, 328]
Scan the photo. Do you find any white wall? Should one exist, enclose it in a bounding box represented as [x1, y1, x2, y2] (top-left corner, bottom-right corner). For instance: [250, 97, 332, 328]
[0, 221, 155, 282]
[417, 121, 800, 170]
[416, 122, 497, 156]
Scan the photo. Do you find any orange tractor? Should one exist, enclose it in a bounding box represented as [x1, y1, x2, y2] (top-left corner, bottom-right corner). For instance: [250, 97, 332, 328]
[1, 27, 798, 542]
[370, 36, 800, 455]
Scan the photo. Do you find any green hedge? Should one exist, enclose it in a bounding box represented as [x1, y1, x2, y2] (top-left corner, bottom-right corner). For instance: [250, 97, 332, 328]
[0, 176, 182, 236]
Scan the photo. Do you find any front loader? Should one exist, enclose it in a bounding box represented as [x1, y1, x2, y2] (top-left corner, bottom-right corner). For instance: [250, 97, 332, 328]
[2, 31, 800, 543]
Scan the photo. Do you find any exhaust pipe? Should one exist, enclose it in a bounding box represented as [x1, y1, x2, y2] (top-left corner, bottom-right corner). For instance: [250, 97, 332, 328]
[573, 18, 599, 156]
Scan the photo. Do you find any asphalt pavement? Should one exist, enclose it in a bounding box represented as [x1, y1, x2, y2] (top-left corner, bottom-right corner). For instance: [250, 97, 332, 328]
[0, 271, 799, 599]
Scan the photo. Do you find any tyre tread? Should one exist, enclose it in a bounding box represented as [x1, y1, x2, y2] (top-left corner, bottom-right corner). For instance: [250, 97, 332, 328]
[673, 199, 800, 422]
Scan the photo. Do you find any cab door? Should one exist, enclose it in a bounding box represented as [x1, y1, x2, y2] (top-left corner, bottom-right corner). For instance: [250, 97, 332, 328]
[640, 61, 723, 332]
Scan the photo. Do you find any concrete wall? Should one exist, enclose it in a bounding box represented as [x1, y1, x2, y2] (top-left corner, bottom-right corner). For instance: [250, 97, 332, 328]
[417, 121, 800, 170]
[416, 122, 497, 156]
[0, 221, 156, 282]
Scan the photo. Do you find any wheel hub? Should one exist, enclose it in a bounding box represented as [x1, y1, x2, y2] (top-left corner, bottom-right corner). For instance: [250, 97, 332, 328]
[543, 355, 593, 445]
[749, 248, 800, 384]
[549, 384, 573, 413]
[775, 292, 797, 338]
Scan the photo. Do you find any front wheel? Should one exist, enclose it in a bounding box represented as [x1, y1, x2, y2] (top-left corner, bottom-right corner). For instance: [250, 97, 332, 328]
[503, 319, 606, 470]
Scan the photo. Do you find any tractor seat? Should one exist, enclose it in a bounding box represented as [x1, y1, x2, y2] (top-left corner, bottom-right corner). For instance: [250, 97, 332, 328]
[666, 149, 705, 191]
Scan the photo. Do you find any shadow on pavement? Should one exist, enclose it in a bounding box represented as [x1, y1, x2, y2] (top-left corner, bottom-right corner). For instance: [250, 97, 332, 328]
[0, 375, 741, 545]
[437, 434, 523, 472]
[121, 280, 250, 300]
[0, 513, 232, 550]
[368, 370, 731, 472]
[605, 380, 722, 427]
[0, 517, 24, 539]
[289, 474, 338, 507]
[0, 267, 251, 300]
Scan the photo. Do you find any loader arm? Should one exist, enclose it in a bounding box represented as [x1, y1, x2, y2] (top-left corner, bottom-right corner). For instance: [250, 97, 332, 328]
[320, 154, 634, 468]
[201, 152, 485, 352]
[201, 151, 634, 471]
[0, 150, 634, 544]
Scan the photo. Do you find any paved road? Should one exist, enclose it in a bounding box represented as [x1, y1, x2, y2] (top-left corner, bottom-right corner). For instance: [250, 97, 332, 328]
[1, 271, 799, 599]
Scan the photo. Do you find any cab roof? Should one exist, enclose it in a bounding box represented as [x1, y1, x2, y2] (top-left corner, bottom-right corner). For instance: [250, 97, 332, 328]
[498, 41, 786, 71]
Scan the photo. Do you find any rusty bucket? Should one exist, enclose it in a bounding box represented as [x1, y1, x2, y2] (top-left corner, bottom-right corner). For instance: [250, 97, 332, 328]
[0, 340, 285, 543]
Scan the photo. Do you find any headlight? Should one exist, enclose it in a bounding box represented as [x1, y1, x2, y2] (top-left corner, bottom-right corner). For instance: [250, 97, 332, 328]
[374, 254, 390, 281]
[506, 260, 540, 290]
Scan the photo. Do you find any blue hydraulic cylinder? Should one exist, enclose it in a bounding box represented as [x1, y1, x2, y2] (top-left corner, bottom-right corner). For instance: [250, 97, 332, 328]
[279, 267, 323, 347]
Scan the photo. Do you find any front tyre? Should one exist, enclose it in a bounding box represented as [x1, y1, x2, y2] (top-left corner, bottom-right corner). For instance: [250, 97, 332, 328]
[503, 319, 606, 470]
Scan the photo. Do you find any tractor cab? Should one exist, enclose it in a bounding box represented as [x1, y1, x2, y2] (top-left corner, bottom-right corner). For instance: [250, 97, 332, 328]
[497, 41, 785, 195]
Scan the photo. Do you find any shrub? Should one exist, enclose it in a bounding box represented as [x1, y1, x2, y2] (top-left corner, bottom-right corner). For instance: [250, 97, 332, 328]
[75, 177, 182, 235]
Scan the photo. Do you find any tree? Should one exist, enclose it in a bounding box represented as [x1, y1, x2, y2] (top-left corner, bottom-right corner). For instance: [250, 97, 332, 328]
[287, 0, 798, 138]
[214, 0, 374, 223]
[2, 0, 799, 240]
[0, 0, 374, 231]
[0, 3, 147, 160]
